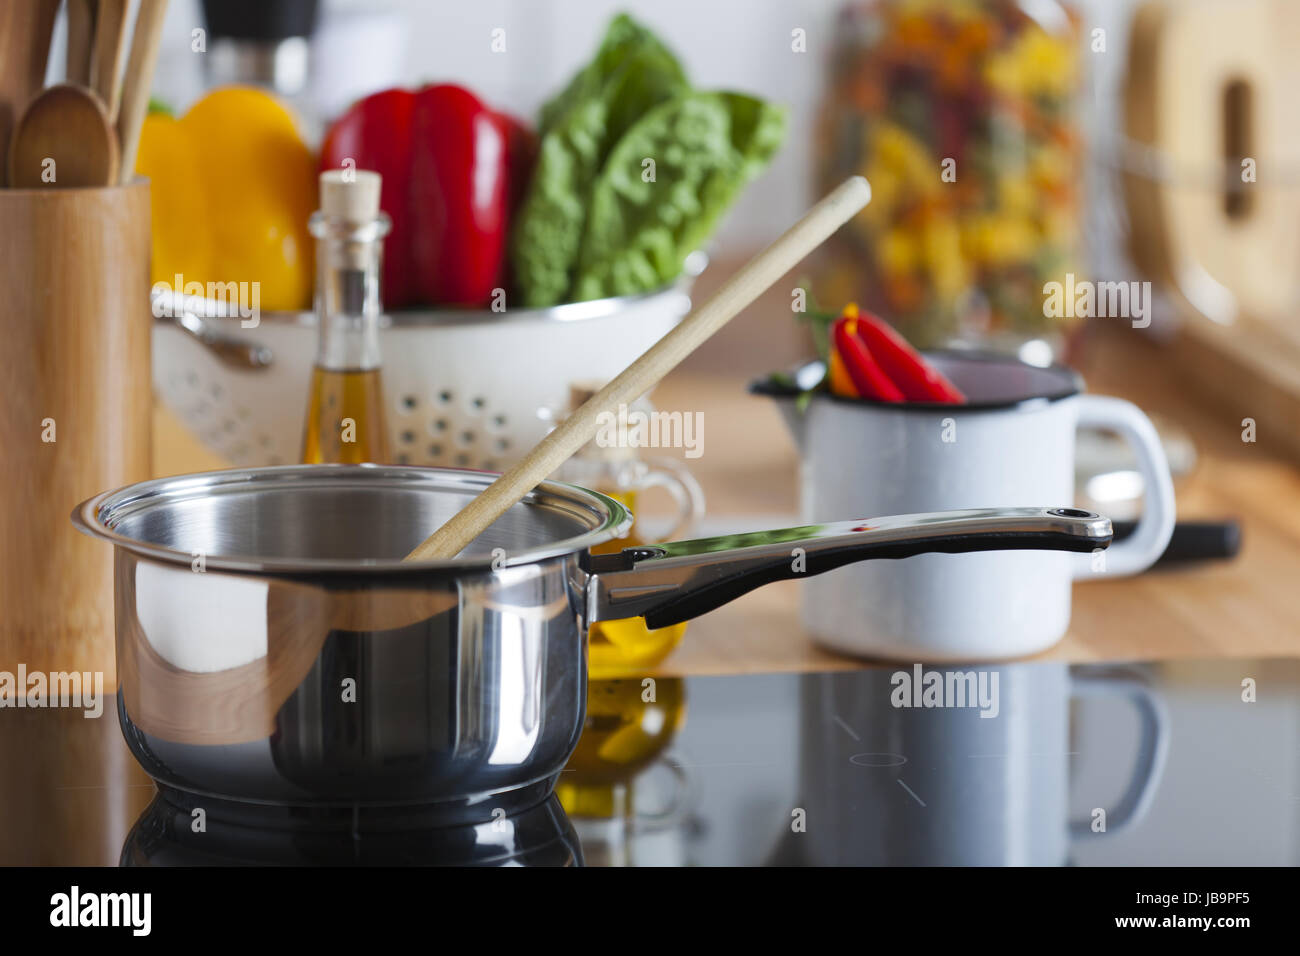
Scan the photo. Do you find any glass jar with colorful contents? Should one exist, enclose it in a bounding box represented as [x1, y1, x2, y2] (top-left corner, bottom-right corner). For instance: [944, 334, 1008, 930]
[815, 0, 1082, 351]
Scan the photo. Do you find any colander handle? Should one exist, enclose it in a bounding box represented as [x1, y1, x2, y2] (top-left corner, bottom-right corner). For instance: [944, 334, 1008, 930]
[153, 289, 274, 369]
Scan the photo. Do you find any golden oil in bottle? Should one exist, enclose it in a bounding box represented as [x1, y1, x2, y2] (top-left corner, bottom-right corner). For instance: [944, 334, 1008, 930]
[300, 170, 393, 465]
[300, 367, 390, 464]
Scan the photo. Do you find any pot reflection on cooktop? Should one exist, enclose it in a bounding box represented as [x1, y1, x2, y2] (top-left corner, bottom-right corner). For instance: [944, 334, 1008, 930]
[4, 655, 1299, 866]
[121, 789, 581, 867]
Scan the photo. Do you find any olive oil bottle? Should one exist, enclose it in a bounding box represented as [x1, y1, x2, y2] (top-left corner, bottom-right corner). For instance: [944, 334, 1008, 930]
[300, 170, 392, 464]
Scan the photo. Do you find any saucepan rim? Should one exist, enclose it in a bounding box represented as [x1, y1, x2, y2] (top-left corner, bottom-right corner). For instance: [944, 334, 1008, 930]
[71, 464, 634, 574]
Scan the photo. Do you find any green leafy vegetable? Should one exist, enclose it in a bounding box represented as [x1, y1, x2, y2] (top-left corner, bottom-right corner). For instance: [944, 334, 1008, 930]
[538, 14, 686, 135]
[510, 14, 786, 307]
[572, 92, 786, 302]
[512, 16, 687, 307]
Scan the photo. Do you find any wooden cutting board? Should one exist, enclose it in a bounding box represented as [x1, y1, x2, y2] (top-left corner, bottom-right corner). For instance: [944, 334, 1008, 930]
[1124, 0, 1300, 465]
[1124, 0, 1300, 325]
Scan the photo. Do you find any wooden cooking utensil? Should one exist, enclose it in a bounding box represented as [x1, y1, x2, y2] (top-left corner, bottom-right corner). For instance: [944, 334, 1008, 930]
[116, 0, 168, 184]
[66, 0, 97, 87]
[404, 175, 873, 561]
[0, 0, 60, 187]
[90, 0, 129, 122]
[7, 83, 119, 188]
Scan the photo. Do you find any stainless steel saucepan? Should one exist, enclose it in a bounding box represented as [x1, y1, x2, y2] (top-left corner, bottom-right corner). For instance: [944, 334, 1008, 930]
[74, 465, 1110, 820]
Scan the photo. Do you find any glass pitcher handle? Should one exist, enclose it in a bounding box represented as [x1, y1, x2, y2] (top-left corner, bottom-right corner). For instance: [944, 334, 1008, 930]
[637, 458, 706, 544]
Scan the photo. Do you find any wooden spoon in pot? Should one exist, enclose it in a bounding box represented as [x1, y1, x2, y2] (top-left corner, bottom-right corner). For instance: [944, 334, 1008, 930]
[7, 83, 118, 187]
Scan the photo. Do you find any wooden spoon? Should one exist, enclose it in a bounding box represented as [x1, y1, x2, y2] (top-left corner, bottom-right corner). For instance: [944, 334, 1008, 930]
[7, 83, 119, 188]
[404, 175, 873, 561]
[0, 0, 60, 187]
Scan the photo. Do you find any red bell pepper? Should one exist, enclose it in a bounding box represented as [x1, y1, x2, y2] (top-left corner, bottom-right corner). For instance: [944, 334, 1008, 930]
[319, 88, 416, 306]
[408, 85, 510, 306]
[832, 315, 904, 402]
[851, 306, 966, 403]
[320, 84, 525, 309]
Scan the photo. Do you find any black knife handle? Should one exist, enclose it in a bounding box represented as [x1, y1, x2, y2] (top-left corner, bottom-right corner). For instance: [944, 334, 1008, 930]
[1112, 519, 1241, 564]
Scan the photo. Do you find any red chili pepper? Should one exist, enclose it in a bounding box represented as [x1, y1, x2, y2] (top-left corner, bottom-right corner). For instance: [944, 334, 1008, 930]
[832, 315, 904, 402]
[827, 349, 860, 398]
[320, 84, 526, 309]
[852, 306, 967, 403]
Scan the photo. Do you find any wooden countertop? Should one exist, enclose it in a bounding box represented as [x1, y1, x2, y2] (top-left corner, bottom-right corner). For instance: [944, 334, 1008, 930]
[153, 319, 1300, 675]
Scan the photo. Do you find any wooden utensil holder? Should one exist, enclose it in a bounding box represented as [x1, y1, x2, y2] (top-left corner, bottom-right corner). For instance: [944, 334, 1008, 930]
[0, 181, 151, 687]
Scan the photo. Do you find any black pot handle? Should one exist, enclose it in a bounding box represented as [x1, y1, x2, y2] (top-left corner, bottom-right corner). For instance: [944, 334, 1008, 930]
[587, 507, 1112, 629]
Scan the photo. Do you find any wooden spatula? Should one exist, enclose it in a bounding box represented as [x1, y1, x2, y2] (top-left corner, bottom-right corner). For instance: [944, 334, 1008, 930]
[7, 83, 119, 188]
[404, 175, 873, 561]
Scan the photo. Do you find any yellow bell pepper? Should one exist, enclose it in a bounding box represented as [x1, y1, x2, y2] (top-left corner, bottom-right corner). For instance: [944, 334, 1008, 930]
[136, 87, 316, 312]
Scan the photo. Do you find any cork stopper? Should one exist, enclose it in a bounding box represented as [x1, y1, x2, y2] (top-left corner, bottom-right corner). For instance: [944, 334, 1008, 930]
[319, 169, 382, 223]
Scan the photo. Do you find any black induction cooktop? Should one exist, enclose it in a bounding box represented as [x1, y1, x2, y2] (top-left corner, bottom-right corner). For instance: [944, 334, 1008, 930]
[3, 655, 1298, 867]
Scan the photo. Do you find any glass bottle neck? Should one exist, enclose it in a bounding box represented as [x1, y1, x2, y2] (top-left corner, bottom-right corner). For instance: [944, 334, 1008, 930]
[311, 212, 388, 371]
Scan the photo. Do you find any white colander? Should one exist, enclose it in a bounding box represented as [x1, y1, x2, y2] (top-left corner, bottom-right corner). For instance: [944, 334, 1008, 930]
[153, 283, 693, 469]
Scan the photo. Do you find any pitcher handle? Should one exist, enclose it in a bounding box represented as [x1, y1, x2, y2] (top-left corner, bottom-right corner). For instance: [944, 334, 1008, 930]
[1068, 667, 1170, 840]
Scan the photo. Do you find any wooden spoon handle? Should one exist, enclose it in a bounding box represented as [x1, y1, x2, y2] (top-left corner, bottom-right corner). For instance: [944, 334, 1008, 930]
[91, 0, 129, 122]
[0, 0, 60, 187]
[116, 0, 167, 184]
[66, 0, 96, 86]
[403, 175, 872, 562]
